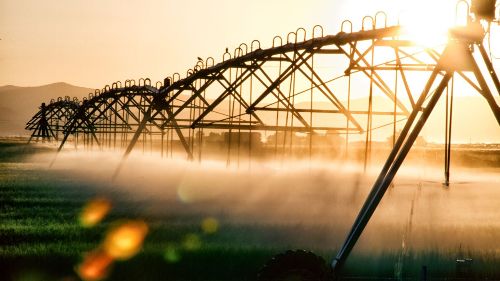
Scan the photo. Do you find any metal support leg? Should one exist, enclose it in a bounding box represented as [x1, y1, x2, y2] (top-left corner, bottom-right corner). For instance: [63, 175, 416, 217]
[113, 108, 152, 179]
[470, 46, 500, 125]
[443, 77, 454, 186]
[332, 70, 453, 274]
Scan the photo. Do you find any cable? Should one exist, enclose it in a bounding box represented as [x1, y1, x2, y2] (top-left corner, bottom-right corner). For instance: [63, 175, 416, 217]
[258, 48, 432, 110]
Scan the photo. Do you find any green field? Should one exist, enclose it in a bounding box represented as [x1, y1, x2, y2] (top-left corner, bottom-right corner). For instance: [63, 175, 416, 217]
[1, 140, 500, 281]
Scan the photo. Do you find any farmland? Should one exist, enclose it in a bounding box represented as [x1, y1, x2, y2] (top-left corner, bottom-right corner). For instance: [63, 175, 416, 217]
[1, 140, 500, 280]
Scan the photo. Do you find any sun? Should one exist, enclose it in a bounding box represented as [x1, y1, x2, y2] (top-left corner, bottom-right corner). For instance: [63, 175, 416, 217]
[396, 0, 469, 47]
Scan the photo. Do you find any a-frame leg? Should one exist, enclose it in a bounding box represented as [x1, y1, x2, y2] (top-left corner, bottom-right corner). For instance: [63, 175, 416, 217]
[332, 68, 453, 274]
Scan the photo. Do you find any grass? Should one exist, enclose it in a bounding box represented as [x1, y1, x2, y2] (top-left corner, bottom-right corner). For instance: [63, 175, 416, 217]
[1, 140, 500, 280]
[0, 142, 278, 280]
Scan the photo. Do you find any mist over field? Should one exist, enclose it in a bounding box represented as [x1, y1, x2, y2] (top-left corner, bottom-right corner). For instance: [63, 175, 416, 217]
[2, 140, 500, 280]
[30, 148, 500, 254]
[2, 0, 499, 279]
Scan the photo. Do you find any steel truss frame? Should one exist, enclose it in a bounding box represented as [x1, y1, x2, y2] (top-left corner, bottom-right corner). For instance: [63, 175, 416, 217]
[26, 12, 500, 275]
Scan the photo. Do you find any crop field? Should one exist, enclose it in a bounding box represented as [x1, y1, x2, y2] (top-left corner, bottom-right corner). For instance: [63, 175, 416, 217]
[1, 140, 500, 281]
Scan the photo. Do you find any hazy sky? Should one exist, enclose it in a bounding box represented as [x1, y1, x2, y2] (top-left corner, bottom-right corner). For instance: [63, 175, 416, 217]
[0, 0, 495, 88]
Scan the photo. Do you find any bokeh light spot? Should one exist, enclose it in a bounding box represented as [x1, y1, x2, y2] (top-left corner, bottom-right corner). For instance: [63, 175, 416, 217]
[177, 180, 199, 204]
[201, 217, 219, 234]
[182, 234, 202, 251]
[79, 198, 112, 228]
[77, 249, 113, 281]
[176, 185, 192, 203]
[177, 176, 214, 203]
[163, 244, 181, 263]
[103, 220, 148, 260]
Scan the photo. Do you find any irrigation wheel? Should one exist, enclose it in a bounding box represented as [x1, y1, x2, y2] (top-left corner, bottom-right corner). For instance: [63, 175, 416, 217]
[257, 250, 333, 281]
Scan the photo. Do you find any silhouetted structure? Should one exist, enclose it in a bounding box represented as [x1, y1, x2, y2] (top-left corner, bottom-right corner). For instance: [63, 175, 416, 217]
[26, 2, 500, 278]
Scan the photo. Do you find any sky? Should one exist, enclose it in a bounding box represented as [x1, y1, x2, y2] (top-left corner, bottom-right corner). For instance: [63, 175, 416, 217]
[1, 0, 498, 142]
[0, 0, 476, 88]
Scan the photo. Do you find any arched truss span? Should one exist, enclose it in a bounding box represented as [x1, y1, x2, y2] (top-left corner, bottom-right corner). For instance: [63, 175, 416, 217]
[26, 97, 80, 143]
[25, 9, 500, 277]
[27, 16, 500, 164]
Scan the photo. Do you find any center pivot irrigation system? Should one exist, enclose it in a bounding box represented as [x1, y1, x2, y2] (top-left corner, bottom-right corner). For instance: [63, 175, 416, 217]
[26, 0, 499, 279]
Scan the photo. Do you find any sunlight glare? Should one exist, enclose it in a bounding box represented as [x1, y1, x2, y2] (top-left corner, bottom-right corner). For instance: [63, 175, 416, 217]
[396, 0, 467, 47]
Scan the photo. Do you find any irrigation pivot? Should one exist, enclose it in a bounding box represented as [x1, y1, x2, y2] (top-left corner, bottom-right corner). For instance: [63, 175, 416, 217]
[24, 0, 500, 279]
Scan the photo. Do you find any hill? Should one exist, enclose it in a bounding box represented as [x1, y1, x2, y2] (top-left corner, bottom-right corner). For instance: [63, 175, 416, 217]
[0, 83, 92, 136]
[0, 83, 499, 143]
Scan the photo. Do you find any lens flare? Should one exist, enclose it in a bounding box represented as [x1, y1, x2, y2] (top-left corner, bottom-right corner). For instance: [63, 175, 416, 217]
[76, 249, 113, 281]
[103, 220, 148, 260]
[201, 217, 219, 234]
[163, 244, 181, 263]
[177, 179, 203, 203]
[183, 234, 202, 251]
[177, 184, 193, 203]
[177, 175, 218, 203]
[79, 198, 112, 228]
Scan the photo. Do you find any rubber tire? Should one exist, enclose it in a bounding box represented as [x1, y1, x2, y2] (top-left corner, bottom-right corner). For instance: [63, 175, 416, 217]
[257, 250, 333, 281]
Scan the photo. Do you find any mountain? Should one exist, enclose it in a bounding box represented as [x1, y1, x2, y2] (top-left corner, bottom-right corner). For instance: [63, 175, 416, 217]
[0, 83, 93, 136]
[1, 83, 498, 143]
